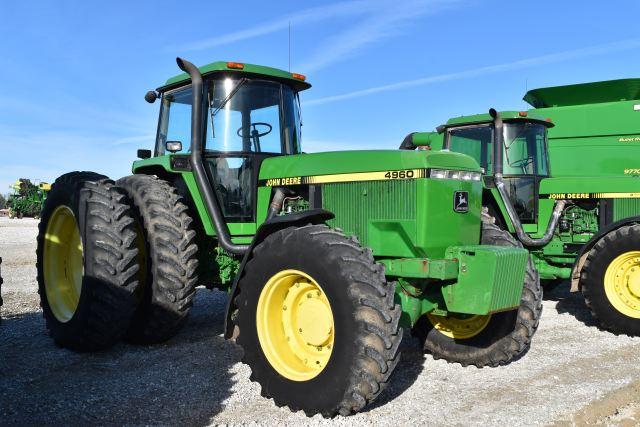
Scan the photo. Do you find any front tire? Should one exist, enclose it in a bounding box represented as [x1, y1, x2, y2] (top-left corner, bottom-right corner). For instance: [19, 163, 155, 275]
[36, 172, 140, 351]
[236, 225, 402, 417]
[414, 221, 542, 367]
[581, 225, 640, 336]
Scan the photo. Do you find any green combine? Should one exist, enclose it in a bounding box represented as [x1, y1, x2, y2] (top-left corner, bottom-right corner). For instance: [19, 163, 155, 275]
[36, 58, 542, 417]
[414, 79, 640, 336]
[7, 179, 50, 218]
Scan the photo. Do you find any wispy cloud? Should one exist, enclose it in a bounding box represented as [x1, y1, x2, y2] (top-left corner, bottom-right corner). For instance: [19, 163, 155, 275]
[173, 1, 376, 52]
[305, 37, 640, 106]
[172, 0, 459, 72]
[300, 0, 458, 72]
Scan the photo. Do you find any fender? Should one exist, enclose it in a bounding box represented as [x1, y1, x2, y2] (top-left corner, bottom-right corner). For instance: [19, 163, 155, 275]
[223, 209, 335, 339]
[570, 215, 640, 291]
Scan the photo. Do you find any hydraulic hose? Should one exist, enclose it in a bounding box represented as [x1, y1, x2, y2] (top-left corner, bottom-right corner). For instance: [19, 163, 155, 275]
[176, 57, 249, 255]
[489, 108, 567, 247]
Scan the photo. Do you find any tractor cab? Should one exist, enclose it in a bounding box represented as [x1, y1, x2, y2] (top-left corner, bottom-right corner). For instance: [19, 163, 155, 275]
[145, 61, 309, 224]
[440, 112, 553, 224]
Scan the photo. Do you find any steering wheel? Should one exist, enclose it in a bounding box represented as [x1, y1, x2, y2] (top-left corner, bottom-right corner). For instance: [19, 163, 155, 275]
[510, 157, 534, 173]
[237, 122, 272, 138]
[237, 123, 272, 152]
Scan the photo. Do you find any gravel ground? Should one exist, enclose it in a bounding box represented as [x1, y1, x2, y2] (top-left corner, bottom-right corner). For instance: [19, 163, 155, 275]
[1, 216, 639, 425]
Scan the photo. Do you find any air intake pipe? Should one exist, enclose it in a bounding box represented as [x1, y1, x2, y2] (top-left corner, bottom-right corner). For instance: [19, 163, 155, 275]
[489, 108, 566, 247]
[176, 57, 249, 255]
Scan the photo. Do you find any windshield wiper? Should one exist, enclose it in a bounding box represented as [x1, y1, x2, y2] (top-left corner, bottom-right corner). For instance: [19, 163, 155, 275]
[212, 78, 248, 117]
[504, 123, 529, 149]
[208, 78, 248, 141]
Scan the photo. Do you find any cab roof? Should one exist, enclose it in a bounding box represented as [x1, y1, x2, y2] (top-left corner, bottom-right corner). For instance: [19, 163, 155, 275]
[159, 61, 311, 93]
[444, 111, 554, 128]
[524, 78, 640, 108]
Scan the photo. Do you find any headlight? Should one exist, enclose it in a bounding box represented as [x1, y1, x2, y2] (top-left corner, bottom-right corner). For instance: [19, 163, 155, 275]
[429, 169, 482, 182]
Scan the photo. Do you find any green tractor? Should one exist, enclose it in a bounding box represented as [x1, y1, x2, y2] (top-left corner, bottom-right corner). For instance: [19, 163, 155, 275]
[7, 179, 50, 219]
[412, 81, 640, 336]
[37, 58, 541, 416]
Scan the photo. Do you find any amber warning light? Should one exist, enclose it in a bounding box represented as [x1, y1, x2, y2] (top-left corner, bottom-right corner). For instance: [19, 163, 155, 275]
[227, 62, 244, 70]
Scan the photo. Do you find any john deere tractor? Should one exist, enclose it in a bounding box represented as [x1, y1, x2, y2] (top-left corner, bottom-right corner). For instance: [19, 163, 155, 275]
[412, 84, 640, 336]
[37, 58, 541, 417]
[7, 179, 50, 218]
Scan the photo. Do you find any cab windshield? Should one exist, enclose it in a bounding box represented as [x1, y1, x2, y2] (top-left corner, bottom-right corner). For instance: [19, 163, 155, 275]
[155, 78, 302, 155]
[447, 122, 549, 176]
[446, 121, 550, 224]
[206, 78, 301, 154]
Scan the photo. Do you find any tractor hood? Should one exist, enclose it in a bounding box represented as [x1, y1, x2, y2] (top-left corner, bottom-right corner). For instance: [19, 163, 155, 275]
[258, 150, 481, 181]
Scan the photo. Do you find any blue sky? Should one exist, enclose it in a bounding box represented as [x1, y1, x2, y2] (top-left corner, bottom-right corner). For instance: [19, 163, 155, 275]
[2, 0, 640, 193]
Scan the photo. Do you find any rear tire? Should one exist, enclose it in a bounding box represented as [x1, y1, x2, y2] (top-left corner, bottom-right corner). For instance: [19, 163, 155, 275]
[581, 225, 640, 336]
[117, 175, 198, 344]
[236, 224, 402, 417]
[414, 221, 542, 367]
[36, 172, 140, 352]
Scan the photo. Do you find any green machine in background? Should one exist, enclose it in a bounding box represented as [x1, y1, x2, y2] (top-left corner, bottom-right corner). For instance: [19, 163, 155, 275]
[411, 79, 640, 337]
[36, 58, 542, 417]
[7, 179, 50, 218]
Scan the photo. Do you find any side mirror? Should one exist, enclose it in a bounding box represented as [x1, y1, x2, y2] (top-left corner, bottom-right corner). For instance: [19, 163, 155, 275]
[166, 141, 183, 153]
[145, 90, 158, 103]
[137, 149, 152, 159]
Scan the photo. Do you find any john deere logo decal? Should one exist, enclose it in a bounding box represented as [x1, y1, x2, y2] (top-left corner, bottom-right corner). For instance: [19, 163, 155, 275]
[454, 191, 469, 213]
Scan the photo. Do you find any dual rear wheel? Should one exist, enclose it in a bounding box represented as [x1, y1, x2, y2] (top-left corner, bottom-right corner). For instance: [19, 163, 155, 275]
[37, 173, 197, 351]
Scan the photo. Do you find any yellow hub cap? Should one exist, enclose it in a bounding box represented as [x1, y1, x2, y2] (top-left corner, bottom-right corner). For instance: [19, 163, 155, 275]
[256, 269, 334, 381]
[604, 251, 640, 318]
[43, 206, 84, 323]
[426, 312, 492, 339]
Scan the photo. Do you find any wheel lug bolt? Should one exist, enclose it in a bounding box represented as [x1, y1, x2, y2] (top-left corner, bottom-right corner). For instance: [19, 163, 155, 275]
[283, 305, 287, 311]
[307, 293, 312, 298]
[299, 328, 303, 332]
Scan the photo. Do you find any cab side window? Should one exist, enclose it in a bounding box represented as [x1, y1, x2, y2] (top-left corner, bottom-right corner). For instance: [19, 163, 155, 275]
[156, 87, 192, 155]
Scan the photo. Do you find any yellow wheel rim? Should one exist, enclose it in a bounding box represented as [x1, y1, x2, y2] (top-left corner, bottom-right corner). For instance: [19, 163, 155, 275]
[43, 205, 84, 323]
[426, 312, 492, 339]
[256, 269, 334, 381]
[604, 251, 640, 319]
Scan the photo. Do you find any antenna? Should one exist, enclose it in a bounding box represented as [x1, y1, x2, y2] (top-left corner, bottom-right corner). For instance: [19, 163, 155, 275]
[288, 21, 291, 72]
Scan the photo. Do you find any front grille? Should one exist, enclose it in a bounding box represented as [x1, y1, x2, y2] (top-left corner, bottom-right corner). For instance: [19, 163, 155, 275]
[322, 180, 416, 247]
